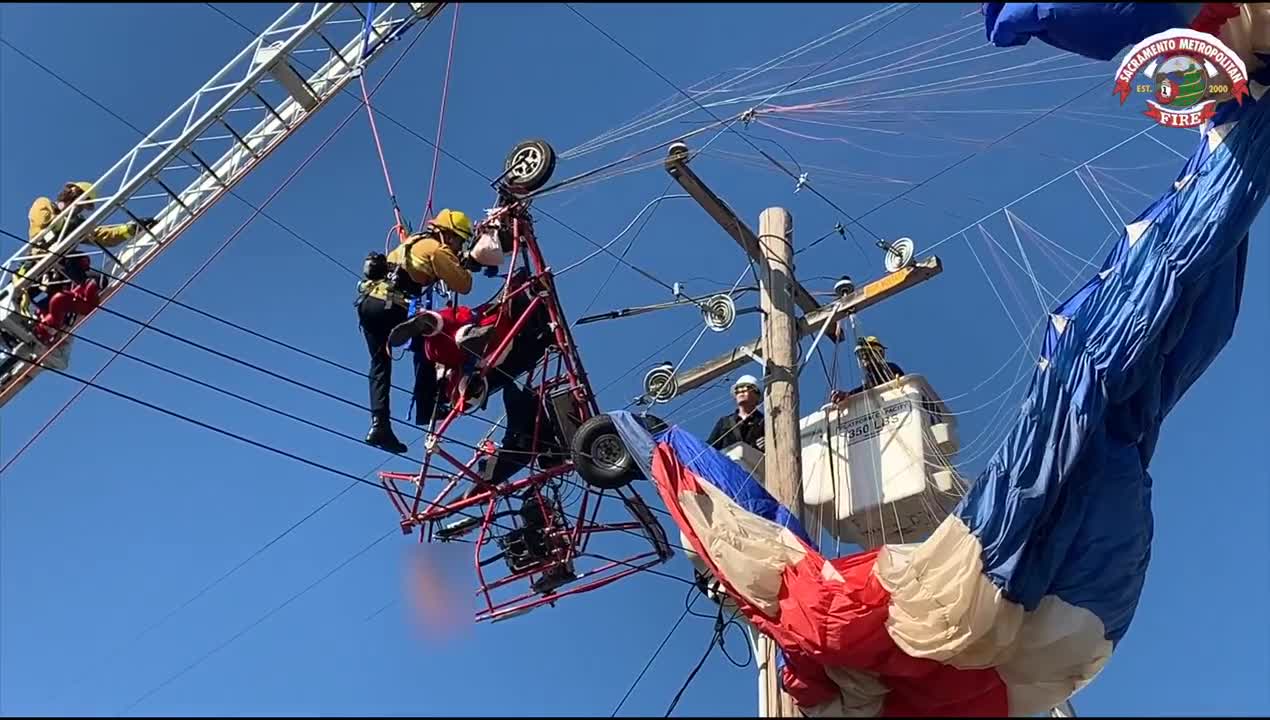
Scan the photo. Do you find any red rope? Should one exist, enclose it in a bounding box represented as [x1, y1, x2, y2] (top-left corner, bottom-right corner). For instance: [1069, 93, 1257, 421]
[0, 21, 433, 476]
[422, 3, 461, 223]
[359, 72, 408, 242]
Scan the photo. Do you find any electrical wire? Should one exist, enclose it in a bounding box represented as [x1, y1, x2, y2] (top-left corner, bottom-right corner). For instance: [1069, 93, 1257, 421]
[0, 228, 422, 401]
[7, 350, 525, 533]
[119, 528, 397, 715]
[663, 619, 722, 717]
[0, 285, 431, 464]
[204, 2, 688, 300]
[564, 1, 1116, 273]
[0, 36, 363, 278]
[562, 2, 913, 256]
[3, 9, 809, 711]
[0, 16, 434, 473]
[610, 592, 697, 717]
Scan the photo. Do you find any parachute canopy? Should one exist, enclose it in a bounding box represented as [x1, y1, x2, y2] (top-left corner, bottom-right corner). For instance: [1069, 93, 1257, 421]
[612, 73, 1270, 717]
[981, 2, 1203, 61]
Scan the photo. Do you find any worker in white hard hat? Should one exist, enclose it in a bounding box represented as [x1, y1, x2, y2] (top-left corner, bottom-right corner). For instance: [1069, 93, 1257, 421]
[705, 374, 766, 452]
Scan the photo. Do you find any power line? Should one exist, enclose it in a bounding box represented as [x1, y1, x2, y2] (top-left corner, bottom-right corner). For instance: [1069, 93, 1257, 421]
[7, 350, 527, 534]
[3, 8, 735, 705]
[562, 2, 912, 253]
[0, 282, 431, 464]
[119, 528, 397, 714]
[204, 3, 688, 299]
[42, 475, 371, 706]
[0, 16, 434, 473]
[663, 617, 723, 716]
[0, 227, 422, 399]
[564, 1, 1111, 270]
[1, 13, 710, 714]
[0, 36, 365, 278]
[610, 597, 696, 716]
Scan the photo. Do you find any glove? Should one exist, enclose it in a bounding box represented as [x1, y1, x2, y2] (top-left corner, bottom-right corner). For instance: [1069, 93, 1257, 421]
[136, 217, 159, 231]
[459, 251, 483, 272]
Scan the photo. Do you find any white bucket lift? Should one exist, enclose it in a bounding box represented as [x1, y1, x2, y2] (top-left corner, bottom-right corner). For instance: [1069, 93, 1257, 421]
[799, 373, 965, 551]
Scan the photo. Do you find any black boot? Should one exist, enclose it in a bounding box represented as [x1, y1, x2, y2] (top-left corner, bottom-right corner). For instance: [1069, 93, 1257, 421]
[365, 415, 408, 454]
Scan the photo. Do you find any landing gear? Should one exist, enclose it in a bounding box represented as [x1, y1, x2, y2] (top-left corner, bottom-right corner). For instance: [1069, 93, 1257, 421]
[502, 138, 557, 196]
[571, 413, 667, 490]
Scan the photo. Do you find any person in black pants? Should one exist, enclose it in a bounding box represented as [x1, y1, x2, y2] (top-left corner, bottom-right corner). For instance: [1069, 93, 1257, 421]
[357, 293, 440, 454]
[355, 210, 477, 454]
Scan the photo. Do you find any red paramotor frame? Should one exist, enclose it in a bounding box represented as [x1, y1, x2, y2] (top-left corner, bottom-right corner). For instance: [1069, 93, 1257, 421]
[379, 197, 672, 623]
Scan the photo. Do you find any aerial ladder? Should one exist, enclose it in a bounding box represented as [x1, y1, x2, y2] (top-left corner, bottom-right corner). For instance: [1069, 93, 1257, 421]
[0, 2, 446, 408]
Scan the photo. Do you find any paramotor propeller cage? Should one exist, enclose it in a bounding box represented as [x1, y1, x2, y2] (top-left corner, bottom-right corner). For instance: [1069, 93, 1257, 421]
[643, 362, 679, 404]
[701, 293, 737, 333]
[377, 161, 672, 623]
[883, 237, 916, 273]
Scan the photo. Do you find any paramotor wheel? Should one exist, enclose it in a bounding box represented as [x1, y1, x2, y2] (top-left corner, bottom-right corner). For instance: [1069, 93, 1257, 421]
[503, 138, 557, 196]
[572, 414, 640, 490]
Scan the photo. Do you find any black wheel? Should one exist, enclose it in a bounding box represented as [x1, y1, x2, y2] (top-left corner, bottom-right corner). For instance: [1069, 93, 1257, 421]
[572, 413, 639, 490]
[503, 138, 557, 195]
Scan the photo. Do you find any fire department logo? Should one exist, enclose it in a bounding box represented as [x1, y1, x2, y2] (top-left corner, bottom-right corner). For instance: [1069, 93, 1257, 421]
[1114, 28, 1249, 128]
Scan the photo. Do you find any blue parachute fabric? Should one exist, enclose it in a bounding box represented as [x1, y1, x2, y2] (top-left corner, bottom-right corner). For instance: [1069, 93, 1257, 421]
[610, 410, 661, 479]
[954, 90, 1270, 646]
[982, 3, 1203, 61]
[609, 411, 816, 549]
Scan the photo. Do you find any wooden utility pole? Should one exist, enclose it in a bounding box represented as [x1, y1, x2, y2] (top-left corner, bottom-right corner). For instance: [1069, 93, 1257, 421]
[659, 141, 945, 719]
[756, 207, 804, 718]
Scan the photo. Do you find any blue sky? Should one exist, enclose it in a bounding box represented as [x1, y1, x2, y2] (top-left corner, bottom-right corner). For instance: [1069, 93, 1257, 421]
[2, 2, 1267, 716]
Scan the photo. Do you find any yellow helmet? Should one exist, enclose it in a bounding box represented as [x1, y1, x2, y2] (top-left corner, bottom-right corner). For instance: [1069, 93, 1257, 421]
[70, 181, 97, 201]
[856, 335, 886, 352]
[428, 208, 473, 241]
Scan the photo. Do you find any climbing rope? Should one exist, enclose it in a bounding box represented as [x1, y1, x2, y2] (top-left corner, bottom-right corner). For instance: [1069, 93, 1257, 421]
[357, 3, 410, 242]
[359, 71, 409, 240]
[422, 3, 461, 222]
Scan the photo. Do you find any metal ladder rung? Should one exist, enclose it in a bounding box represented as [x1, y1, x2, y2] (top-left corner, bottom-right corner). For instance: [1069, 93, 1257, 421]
[313, 30, 355, 72]
[1, 3, 448, 407]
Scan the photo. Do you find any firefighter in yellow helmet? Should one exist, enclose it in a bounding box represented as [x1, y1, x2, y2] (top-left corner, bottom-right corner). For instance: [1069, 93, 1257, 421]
[22, 180, 156, 342]
[356, 208, 476, 454]
[831, 336, 907, 403]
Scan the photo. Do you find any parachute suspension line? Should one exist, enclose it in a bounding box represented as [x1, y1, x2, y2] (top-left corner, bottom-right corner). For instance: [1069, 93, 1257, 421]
[422, 3, 461, 222]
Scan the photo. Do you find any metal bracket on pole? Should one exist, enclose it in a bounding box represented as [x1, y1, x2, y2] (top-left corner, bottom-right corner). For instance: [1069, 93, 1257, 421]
[664, 141, 828, 325]
[664, 256, 943, 397]
[796, 302, 842, 377]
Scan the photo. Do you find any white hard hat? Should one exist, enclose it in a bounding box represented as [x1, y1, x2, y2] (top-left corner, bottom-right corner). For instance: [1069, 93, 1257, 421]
[732, 374, 761, 393]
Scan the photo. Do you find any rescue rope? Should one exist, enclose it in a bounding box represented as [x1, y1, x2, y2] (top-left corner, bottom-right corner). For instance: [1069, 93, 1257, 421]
[359, 71, 410, 240]
[422, 3, 461, 222]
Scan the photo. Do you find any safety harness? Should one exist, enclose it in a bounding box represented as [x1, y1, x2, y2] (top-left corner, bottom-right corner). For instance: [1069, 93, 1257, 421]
[356, 233, 430, 309]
